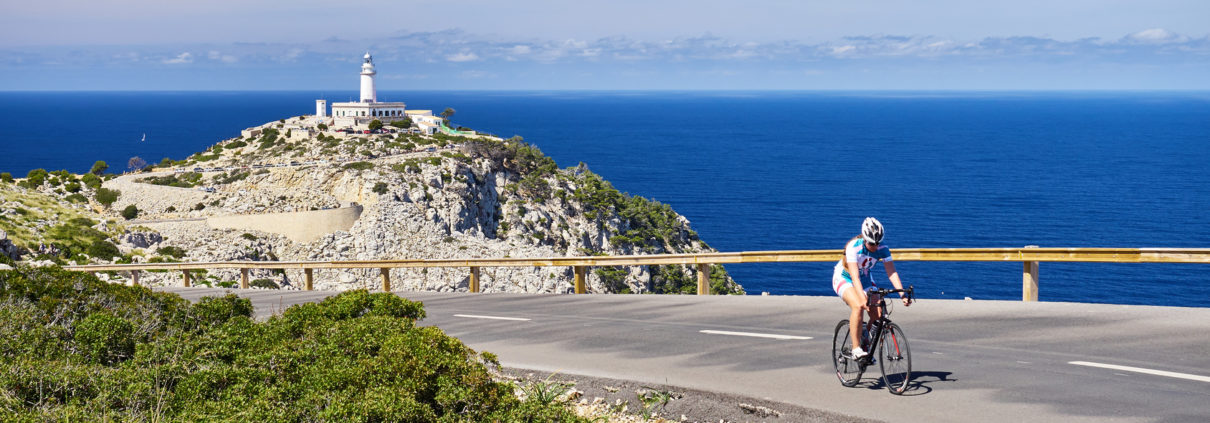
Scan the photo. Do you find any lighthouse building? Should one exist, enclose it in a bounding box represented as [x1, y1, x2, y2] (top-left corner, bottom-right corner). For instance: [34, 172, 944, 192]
[325, 52, 409, 128]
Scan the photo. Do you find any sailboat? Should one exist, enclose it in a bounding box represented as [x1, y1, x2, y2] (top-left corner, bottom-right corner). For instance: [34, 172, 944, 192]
[140, 133, 146, 142]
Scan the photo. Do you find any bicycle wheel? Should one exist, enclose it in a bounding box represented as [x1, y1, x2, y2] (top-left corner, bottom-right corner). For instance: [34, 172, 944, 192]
[877, 322, 912, 395]
[832, 320, 863, 387]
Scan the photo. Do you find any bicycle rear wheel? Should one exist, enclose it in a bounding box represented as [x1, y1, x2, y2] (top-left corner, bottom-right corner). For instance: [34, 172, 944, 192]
[832, 320, 863, 387]
[877, 322, 912, 395]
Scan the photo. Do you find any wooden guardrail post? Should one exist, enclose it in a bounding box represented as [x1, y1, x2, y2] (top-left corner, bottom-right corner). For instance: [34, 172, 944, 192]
[304, 268, 314, 291]
[1023, 245, 1039, 302]
[182, 270, 191, 287]
[469, 266, 480, 293]
[696, 263, 710, 295]
[574, 266, 586, 294]
[131, 270, 140, 287]
[240, 268, 249, 289]
[381, 268, 391, 292]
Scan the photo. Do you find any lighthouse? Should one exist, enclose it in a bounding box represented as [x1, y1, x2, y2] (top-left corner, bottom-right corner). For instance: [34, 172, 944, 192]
[359, 52, 377, 103]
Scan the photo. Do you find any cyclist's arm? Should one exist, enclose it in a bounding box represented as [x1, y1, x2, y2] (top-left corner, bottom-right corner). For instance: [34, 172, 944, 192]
[884, 261, 912, 306]
[846, 261, 868, 308]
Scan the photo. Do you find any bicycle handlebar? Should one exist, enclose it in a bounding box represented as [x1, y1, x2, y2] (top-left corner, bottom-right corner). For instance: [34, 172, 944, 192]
[868, 286, 914, 301]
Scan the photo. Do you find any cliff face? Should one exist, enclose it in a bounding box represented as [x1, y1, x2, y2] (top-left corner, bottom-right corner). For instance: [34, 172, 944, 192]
[7, 118, 743, 295]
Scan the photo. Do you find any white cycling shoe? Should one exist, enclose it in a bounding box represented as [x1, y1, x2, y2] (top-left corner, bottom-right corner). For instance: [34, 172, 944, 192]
[850, 347, 869, 359]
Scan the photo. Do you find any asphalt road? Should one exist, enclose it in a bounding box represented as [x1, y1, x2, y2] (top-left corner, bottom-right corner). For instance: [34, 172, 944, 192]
[159, 287, 1210, 423]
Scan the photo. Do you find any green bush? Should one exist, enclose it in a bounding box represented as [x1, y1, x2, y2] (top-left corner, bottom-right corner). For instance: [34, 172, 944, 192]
[63, 182, 81, 193]
[64, 193, 88, 203]
[74, 312, 136, 365]
[94, 187, 120, 208]
[89, 161, 108, 175]
[0, 172, 12, 183]
[249, 279, 278, 289]
[226, 140, 247, 149]
[80, 173, 101, 189]
[155, 246, 187, 259]
[23, 168, 48, 188]
[372, 182, 388, 194]
[121, 204, 139, 220]
[86, 239, 120, 260]
[343, 161, 374, 171]
[0, 267, 580, 421]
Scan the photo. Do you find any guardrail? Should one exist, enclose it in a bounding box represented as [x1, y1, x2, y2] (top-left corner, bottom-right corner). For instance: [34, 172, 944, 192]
[62, 247, 1210, 301]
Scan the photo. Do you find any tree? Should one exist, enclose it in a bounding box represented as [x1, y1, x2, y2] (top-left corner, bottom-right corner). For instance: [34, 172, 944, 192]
[0, 172, 12, 183]
[372, 182, 388, 194]
[121, 205, 139, 220]
[317, 123, 328, 131]
[368, 120, 383, 131]
[127, 156, 147, 172]
[90, 161, 108, 175]
[23, 168, 48, 188]
[95, 188, 120, 208]
[440, 107, 456, 119]
[389, 117, 413, 128]
[81, 173, 102, 189]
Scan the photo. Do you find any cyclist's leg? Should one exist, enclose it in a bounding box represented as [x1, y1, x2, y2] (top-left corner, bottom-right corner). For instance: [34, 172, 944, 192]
[839, 285, 865, 350]
[866, 289, 883, 322]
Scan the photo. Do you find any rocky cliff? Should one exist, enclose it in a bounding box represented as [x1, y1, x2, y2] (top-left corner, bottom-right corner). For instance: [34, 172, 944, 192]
[1, 118, 743, 295]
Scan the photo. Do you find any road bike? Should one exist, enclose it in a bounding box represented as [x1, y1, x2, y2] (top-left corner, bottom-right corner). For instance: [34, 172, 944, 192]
[832, 286, 914, 395]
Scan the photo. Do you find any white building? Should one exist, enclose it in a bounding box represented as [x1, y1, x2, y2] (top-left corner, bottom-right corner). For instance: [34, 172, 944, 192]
[326, 52, 408, 128]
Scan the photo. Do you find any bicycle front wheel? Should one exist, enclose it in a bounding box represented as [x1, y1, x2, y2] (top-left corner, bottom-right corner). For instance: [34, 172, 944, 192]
[878, 322, 912, 395]
[832, 320, 862, 387]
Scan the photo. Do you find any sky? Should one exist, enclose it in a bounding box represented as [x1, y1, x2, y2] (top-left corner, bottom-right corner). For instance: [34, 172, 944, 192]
[1, 0, 1208, 90]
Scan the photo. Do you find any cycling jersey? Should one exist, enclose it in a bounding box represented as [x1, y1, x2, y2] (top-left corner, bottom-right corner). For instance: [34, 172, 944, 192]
[833, 237, 892, 286]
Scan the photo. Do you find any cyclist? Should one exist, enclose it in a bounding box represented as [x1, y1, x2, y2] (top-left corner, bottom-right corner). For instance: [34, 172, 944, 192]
[832, 217, 912, 359]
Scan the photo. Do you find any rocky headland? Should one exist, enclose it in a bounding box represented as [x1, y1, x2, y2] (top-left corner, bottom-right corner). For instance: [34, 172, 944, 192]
[0, 116, 743, 295]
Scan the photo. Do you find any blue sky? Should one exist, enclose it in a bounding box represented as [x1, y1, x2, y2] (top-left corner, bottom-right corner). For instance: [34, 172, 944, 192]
[1, 1, 1208, 90]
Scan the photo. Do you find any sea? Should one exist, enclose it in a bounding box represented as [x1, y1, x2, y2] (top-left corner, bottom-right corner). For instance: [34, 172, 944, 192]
[2, 91, 1209, 306]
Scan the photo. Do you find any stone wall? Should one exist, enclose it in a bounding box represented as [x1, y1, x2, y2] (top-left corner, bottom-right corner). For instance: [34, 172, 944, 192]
[206, 205, 363, 243]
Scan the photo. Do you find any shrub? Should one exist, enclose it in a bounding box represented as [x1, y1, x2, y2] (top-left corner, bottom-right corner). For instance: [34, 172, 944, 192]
[249, 278, 278, 289]
[372, 182, 388, 194]
[240, 233, 258, 241]
[317, 123, 328, 130]
[74, 312, 136, 365]
[94, 187, 120, 208]
[121, 205, 139, 220]
[63, 182, 81, 193]
[89, 161, 108, 175]
[23, 168, 48, 188]
[81, 173, 101, 189]
[86, 239, 120, 260]
[390, 117, 413, 128]
[226, 140, 247, 149]
[65, 193, 88, 203]
[343, 161, 374, 171]
[193, 203, 205, 211]
[155, 246, 186, 259]
[0, 172, 11, 183]
[0, 266, 583, 421]
[368, 119, 383, 131]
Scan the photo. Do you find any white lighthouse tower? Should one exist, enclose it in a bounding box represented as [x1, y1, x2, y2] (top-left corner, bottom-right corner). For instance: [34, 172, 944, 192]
[359, 52, 377, 103]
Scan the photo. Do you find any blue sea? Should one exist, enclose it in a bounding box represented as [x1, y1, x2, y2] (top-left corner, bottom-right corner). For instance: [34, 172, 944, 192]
[2, 91, 1209, 306]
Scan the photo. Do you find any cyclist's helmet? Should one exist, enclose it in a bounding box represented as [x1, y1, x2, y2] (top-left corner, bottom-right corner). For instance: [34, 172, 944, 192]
[861, 217, 884, 245]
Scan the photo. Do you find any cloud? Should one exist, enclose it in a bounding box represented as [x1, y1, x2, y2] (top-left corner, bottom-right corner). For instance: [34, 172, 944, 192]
[446, 52, 479, 62]
[163, 52, 193, 64]
[207, 50, 238, 63]
[1124, 28, 1189, 44]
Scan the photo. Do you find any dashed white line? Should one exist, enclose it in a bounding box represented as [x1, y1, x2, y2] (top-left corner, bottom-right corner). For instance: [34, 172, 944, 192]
[453, 314, 532, 322]
[699, 330, 811, 340]
[1069, 361, 1210, 383]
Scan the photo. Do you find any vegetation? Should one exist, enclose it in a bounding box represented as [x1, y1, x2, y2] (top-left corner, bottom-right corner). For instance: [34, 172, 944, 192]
[316, 123, 328, 131]
[0, 267, 585, 421]
[81, 173, 102, 189]
[127, 156, 147, 172]
[21, 168, 48, 189]
[342, 161, 374, 171]
[389, 117, 413, 128]
[94, 188, 120, 208]
[368, 119, 383, 131]
[121, 205, 139, 220]
[89, 161, 108, 175]
[139, 172, 202, 188]
[372, 182, 389, 194]
[0, 173, 11, 183]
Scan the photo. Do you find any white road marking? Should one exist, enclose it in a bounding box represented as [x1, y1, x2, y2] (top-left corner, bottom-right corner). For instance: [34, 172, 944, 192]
[1069, 361, 1210, 383]
[699, 330, 811, 340]
[453, 314, 531, 322]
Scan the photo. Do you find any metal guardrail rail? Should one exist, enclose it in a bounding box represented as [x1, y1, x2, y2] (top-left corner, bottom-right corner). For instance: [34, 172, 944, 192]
[63, 247, 1210, 301]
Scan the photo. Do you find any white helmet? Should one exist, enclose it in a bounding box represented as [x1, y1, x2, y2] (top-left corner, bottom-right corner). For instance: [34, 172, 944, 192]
[861, 217, 884, 244]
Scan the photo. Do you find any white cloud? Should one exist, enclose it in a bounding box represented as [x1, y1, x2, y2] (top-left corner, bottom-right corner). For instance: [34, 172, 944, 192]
[1124, 28, 1188, 44]
[163, 52, 193, 64]
[207, 50, 238, 63]
[446, 52, 479, 62]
